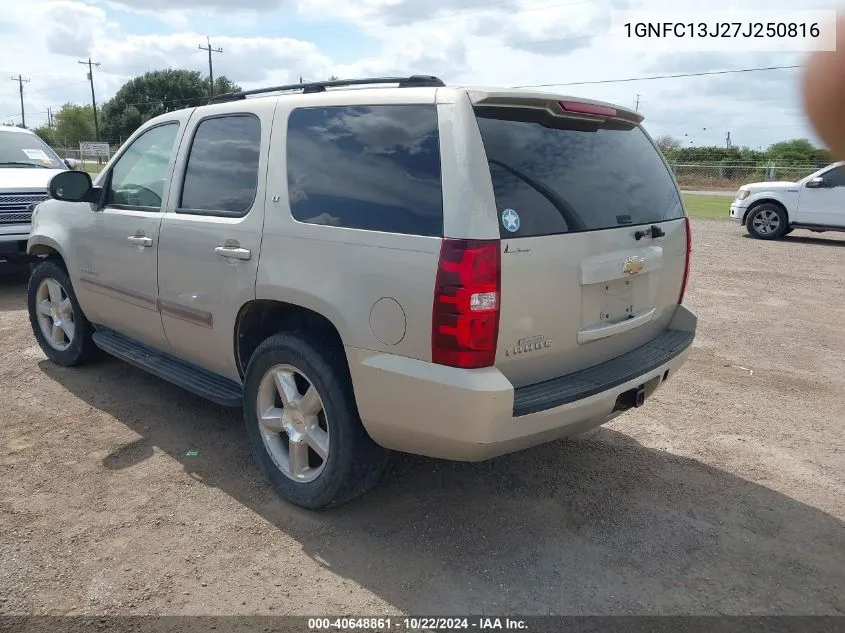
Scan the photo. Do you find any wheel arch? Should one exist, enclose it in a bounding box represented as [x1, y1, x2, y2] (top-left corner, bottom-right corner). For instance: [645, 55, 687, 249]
[233, 298, 349, 380]
[743, 198, 790, 226]
[27, 236, 68, 265]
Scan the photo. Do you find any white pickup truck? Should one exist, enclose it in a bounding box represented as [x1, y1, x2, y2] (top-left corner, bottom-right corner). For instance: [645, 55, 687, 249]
[730, 161, 845, 239]
[0, 126, 71, 262]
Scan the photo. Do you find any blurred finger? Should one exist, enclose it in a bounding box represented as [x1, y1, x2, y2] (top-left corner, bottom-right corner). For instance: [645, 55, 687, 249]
[802, 13, 845, 158]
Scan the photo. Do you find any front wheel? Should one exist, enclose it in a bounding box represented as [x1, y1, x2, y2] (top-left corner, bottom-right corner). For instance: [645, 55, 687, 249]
[242, 333, 388, 509]
[746, 204, 788, 240]
[27, 260, 98, 366]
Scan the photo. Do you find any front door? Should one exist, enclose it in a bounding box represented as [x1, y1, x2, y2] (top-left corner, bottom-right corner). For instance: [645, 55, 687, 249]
[74, 120, 185, 350]
[797, 165, 845, 227]
[157, 102, 274, 381]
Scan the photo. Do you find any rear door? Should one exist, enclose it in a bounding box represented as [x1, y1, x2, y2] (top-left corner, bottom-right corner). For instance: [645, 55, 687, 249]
[471, 97, 688, 387]
[157, 101, 273, 381]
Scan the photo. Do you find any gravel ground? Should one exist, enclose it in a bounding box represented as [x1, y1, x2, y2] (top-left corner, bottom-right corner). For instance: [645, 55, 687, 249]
[1, 219, 843, 616]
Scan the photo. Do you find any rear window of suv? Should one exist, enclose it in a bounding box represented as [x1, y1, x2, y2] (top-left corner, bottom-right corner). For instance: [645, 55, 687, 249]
[474, 109, 684, 238]
[287, 105, 443, 237]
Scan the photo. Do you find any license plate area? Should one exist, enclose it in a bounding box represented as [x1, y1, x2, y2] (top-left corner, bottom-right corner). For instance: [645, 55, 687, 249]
[581, 276, 647, 329]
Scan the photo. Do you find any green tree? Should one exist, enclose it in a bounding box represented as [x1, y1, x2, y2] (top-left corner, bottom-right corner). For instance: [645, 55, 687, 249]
[51, 103, 96, 148]
[654, 134, 682, 156]
[33, 124, 55, 146]
[212, 75, 240, 96]
[766, 139, 818, 165]
[100, 69, 241, 141]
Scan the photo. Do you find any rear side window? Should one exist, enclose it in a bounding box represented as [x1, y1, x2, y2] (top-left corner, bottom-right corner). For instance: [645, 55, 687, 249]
[286, 105, 443, 237]
[179, 114, 261, 216]
[475, 110, 684, 238]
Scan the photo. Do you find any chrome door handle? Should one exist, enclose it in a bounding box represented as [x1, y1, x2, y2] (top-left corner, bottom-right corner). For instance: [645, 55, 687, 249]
[215, 246, 251, 261]
[127, 235, 153, 247]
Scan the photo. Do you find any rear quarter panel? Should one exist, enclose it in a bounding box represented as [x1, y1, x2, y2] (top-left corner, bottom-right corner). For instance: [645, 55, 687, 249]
[257, 90, 443, 362]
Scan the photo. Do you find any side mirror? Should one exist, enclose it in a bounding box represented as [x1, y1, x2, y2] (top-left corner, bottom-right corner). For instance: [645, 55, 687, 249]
[49, 170, 97, 202]
[806, 176, 826, 188]
[64, 158, 79, 170]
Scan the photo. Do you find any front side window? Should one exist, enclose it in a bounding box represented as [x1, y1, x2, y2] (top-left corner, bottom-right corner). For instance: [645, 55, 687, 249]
[107, 123, 179, 209]
[179, 115, 261, 215]
[823, 166, 845, 187]
[286, 105, 443, 237]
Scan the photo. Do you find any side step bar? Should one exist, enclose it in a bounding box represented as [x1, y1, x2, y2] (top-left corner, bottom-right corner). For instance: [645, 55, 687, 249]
[92, 328, 243, 408]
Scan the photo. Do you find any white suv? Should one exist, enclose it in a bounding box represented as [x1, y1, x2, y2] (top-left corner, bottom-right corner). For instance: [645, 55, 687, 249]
[28, 76, 696, 508]
[730, 161, 845, 239]
[0, 126, 70, 262]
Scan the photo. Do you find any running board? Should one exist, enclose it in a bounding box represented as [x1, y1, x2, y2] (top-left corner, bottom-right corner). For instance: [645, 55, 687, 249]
[92, 328, 243, 407]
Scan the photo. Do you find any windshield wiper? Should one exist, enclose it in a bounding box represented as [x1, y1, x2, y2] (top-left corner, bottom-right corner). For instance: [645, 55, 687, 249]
[488, 158, 586, 231]
[0, 161, 52, 169]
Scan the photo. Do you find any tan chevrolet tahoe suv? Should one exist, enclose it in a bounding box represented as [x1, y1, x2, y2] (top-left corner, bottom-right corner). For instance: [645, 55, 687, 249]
[26, 75, 697, 509]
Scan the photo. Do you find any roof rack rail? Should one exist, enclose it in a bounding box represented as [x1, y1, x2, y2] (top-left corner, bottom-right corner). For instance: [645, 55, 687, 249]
[209, 75, 445, 104]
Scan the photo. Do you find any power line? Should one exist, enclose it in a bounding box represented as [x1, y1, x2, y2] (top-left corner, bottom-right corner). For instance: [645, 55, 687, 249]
[199, 36, 223, 97]
[513, 65, 802, 88]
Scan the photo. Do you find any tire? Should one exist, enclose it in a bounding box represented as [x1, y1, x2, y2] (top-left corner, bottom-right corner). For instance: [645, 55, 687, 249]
[242, 333, 389, 509]
[27, 260, 98, 366]
[746, 204, 788, 240]
[782, 227, 795, 235]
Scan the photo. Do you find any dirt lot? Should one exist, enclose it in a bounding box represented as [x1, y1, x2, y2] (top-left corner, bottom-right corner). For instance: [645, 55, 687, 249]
[1, 219, 844, 616]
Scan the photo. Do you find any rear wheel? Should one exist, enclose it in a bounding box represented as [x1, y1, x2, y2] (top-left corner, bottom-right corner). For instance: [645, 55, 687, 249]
[242, 333, 388, 509]
[746, 204, 787, 240]
[27, 260, 97, 366]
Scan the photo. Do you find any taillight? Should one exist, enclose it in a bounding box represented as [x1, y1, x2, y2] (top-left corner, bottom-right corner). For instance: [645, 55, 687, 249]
[432, 239, 501, 369]
[679, 217, 692, 303]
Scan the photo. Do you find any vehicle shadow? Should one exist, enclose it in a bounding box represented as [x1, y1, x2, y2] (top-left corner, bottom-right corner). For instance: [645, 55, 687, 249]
[740, 233, 845, 247]
[0, 263, 29, 312]
[40, 359, 845, 615]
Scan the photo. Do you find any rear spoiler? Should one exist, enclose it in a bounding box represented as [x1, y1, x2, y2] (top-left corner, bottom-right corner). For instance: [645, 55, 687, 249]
[467, 90, 643, 126]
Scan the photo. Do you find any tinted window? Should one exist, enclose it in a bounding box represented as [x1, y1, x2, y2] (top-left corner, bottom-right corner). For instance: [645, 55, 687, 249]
[286, 105, 442, 236]
[824, 166, 845, 187]
[475, 111, 684, 238]
[107, 123, 179, 209]
[180, 115, 261, 215]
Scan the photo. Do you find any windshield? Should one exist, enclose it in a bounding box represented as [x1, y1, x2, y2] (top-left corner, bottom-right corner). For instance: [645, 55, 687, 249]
[475, 109, 685, 238]
[0, 131, 64, 169]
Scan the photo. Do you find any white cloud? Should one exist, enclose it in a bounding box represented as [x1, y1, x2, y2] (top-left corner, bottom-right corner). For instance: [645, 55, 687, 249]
[0, 0, 836, 149]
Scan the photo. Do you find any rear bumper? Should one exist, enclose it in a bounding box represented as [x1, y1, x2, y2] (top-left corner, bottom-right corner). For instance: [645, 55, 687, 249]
[348, 304, 697, 461]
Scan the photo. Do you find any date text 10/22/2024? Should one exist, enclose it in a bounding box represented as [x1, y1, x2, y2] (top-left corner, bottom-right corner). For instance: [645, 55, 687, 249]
[308, 617, 529, 630]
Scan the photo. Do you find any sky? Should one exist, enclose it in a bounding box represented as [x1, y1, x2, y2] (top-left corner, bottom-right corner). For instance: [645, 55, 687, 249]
[0, 0, 839, 149]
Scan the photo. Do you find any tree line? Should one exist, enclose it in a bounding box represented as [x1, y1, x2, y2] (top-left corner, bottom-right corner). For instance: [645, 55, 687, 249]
[654, 135, 833, 167]
[33, 69, 241, 148]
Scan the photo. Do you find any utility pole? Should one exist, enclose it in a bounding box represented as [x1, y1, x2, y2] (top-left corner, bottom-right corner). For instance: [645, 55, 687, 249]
[634, 94, 640, 112]
[10, 74, 30, 127]
[78, 58, 101, 141]
[199, 36, 223, 97]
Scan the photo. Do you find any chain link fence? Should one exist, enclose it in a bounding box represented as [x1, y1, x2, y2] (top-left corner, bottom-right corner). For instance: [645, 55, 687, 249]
[48, 144, 825, 190]
[670, 163, 821, 191]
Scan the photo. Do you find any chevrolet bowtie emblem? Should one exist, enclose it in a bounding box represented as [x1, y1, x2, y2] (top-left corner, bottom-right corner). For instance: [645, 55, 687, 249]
[623, 256, 645, 275]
